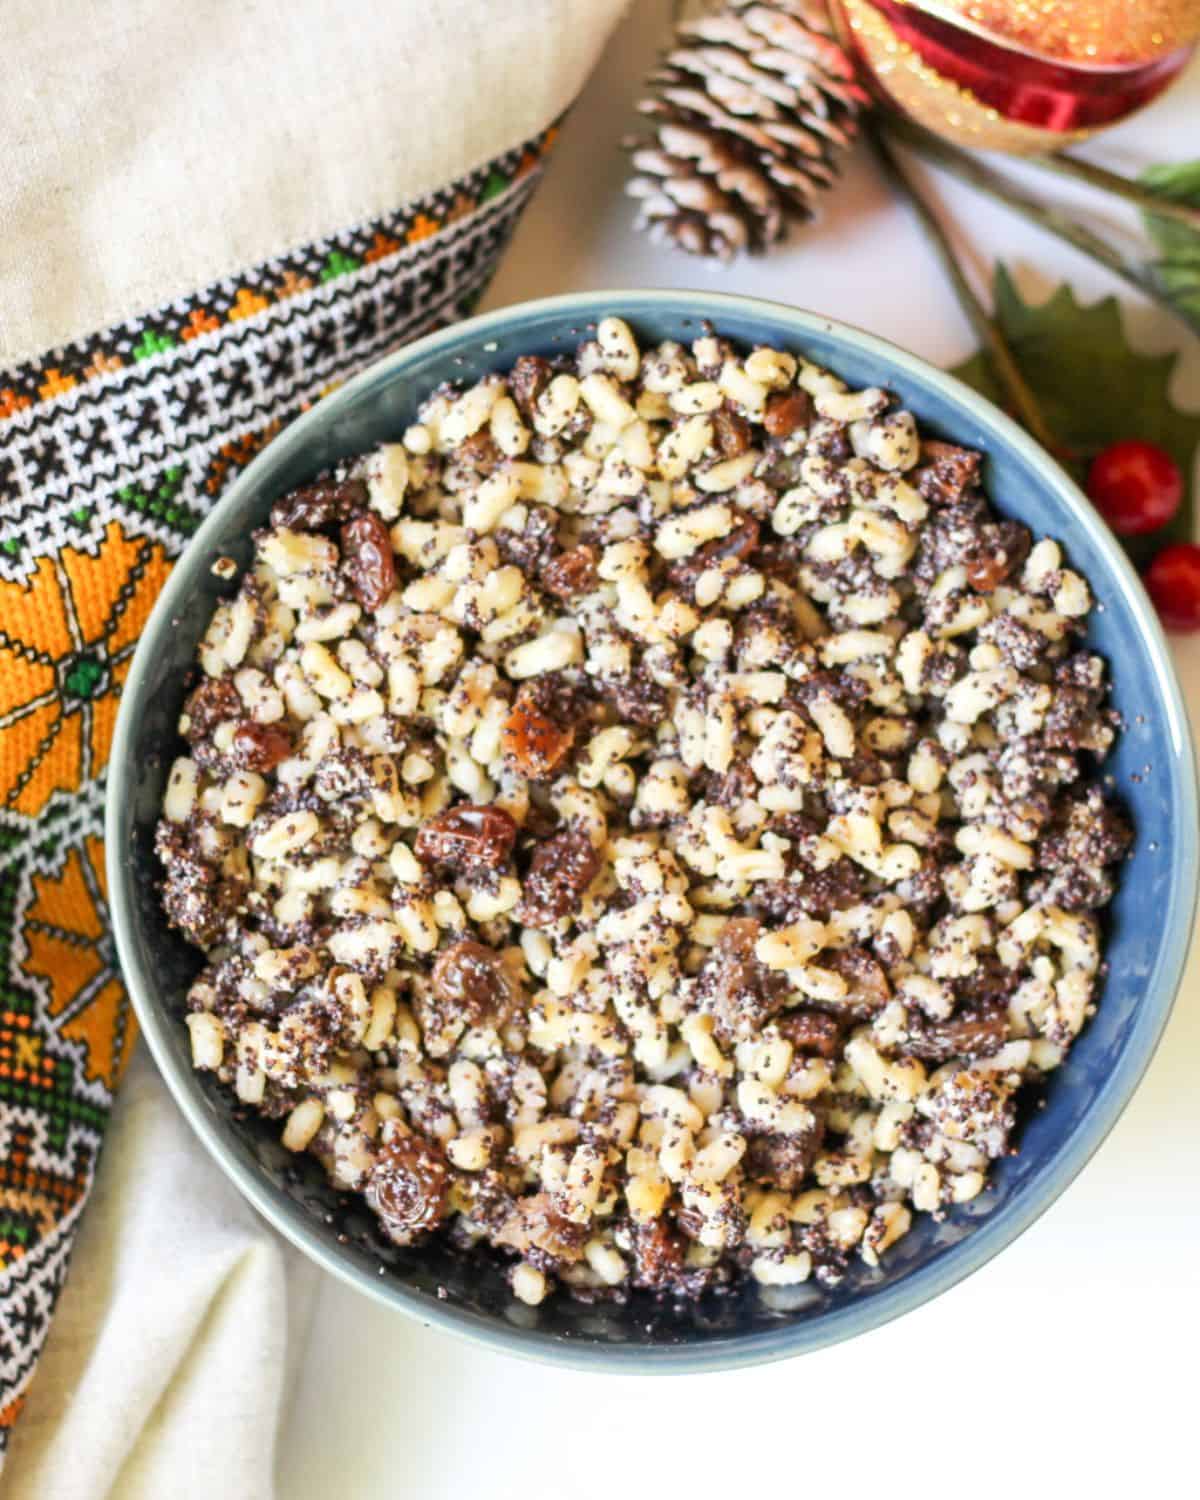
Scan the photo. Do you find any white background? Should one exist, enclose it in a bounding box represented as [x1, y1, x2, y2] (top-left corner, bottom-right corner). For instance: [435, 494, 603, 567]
[280, 5, 1200, 1495]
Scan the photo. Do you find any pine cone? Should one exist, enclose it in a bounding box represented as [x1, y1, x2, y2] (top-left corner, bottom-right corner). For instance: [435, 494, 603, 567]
[626, 1, 868, 261]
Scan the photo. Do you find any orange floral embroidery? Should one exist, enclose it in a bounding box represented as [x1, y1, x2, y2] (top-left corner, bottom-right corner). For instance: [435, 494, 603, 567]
[406, 213, 441, 244]
[276, 270, 315, 299]
[0, 390, 32, 420]
[204, 418, 282, 497]
[83, 350, 124, 380]
[181, 308, 221, 341]
[445, 193, 476, 224]
[513, 149, 540, 179]
[229, 287, 270, 321]
[37, 369, 77, 401]
[0, 521, 172, 817]
[24, 835, 136, 1091]
[364, 230, 401, 263]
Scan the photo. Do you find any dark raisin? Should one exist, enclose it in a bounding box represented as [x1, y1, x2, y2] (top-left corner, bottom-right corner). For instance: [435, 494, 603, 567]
[431, 939, 513, 1028]
[763, 389, 812, 438]
[1037, 786, 1132, 870]
[518, 827, 601, 927]
[706, 761, 758, 809]
[231, 720, 292, 772]
[905, 1011, 1008, 1063]
[789, 669, 868, 713]
[456, 429, 500, 472]
[744, 1120, 825, 1193]
[699, 917, 787, 1044]
[502, 689, 576, 781]
[704, 514, 760, 566]
[271, 476, 367, 531]
[822, 946, 890, 1011]
[540, 543, 599, 600]
[966, 521, 1032, 593]
[754, 539, 806, 585]
[630, 1216, 686, 1290]
[182, 676, 242, 739]
[713, 406, 752, 457]
[669, 516, 761, 594]
[609, 672, 670, 728]
[776, 1008, 844, 1059]
[914, 442, 981, 505]
[508, 355, 553, 415]
[366, 1133, 450, 1246]
[415, 804, 518, 872]
[340, 511, 396, 612]
[755, 860, 863, 923]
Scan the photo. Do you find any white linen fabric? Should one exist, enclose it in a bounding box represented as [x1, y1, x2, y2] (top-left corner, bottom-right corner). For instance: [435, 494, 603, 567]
[3, 1049, 319, 1500]
[0, 0, 626, 367]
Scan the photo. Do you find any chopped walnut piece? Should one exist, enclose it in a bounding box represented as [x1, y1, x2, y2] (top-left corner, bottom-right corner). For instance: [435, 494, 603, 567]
[502, 687, 576, 781]
[822, 947, 890, 1011]
[497, 1192, 588, 1263]
[914, 441, 981, 505]
[231, 721, 292, 772]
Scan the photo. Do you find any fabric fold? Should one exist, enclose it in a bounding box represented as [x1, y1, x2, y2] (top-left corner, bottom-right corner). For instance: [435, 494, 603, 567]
[3, 1049, 317, 1500]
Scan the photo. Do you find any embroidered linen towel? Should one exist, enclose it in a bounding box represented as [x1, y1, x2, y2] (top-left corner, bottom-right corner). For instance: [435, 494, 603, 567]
[0, 0, 625, 1468]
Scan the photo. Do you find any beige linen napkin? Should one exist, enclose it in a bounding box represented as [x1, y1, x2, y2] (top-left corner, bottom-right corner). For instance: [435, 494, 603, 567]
[2, 1048, 318, 1500]
[0, 0, 626, 1482]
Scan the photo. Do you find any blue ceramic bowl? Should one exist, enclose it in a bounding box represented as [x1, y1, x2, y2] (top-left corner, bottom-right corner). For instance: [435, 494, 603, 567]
[108, 291, 1198, 1371]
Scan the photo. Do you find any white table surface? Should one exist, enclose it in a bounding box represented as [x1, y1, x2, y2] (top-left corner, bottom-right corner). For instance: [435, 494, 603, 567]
[279, 7, 1200, 1495]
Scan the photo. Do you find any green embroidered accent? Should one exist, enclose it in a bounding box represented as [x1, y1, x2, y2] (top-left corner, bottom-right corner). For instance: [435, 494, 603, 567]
[481, 171, 509, 201]
[320, 251, 361, 283]
[132, 330, 176, 361]
[62, 657, 104, 700]
[158, 466, 185, 500]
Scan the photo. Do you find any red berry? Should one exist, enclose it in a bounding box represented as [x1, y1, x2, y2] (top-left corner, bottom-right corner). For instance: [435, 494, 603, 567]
[1145, 543, 1200, 633]
[1086, 440, 1183, 536]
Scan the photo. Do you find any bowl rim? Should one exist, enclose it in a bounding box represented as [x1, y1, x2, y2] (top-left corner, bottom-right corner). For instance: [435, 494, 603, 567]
[108, 287, 1199, 1373]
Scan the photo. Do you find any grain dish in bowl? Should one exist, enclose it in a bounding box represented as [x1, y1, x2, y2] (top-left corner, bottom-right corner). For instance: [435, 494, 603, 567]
[108, 292, 1194, 1374]
[154, 317, 1133, 1310]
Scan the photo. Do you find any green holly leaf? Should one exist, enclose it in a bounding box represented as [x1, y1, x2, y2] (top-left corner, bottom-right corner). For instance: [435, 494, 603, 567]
[950, 265, 1200, 566]
[1141, 160, 1200, 334]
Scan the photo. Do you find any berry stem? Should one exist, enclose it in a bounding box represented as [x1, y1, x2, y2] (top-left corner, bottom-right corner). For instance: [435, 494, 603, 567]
[1032, 151, 1200, 235]
[869, 125, 1059, 456]
[884, 114, 1199, 338]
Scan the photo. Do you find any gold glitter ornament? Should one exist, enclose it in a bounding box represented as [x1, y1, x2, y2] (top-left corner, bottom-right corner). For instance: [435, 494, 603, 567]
[830, 0, 1200, 152]
[926, 0, 1200, 68]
